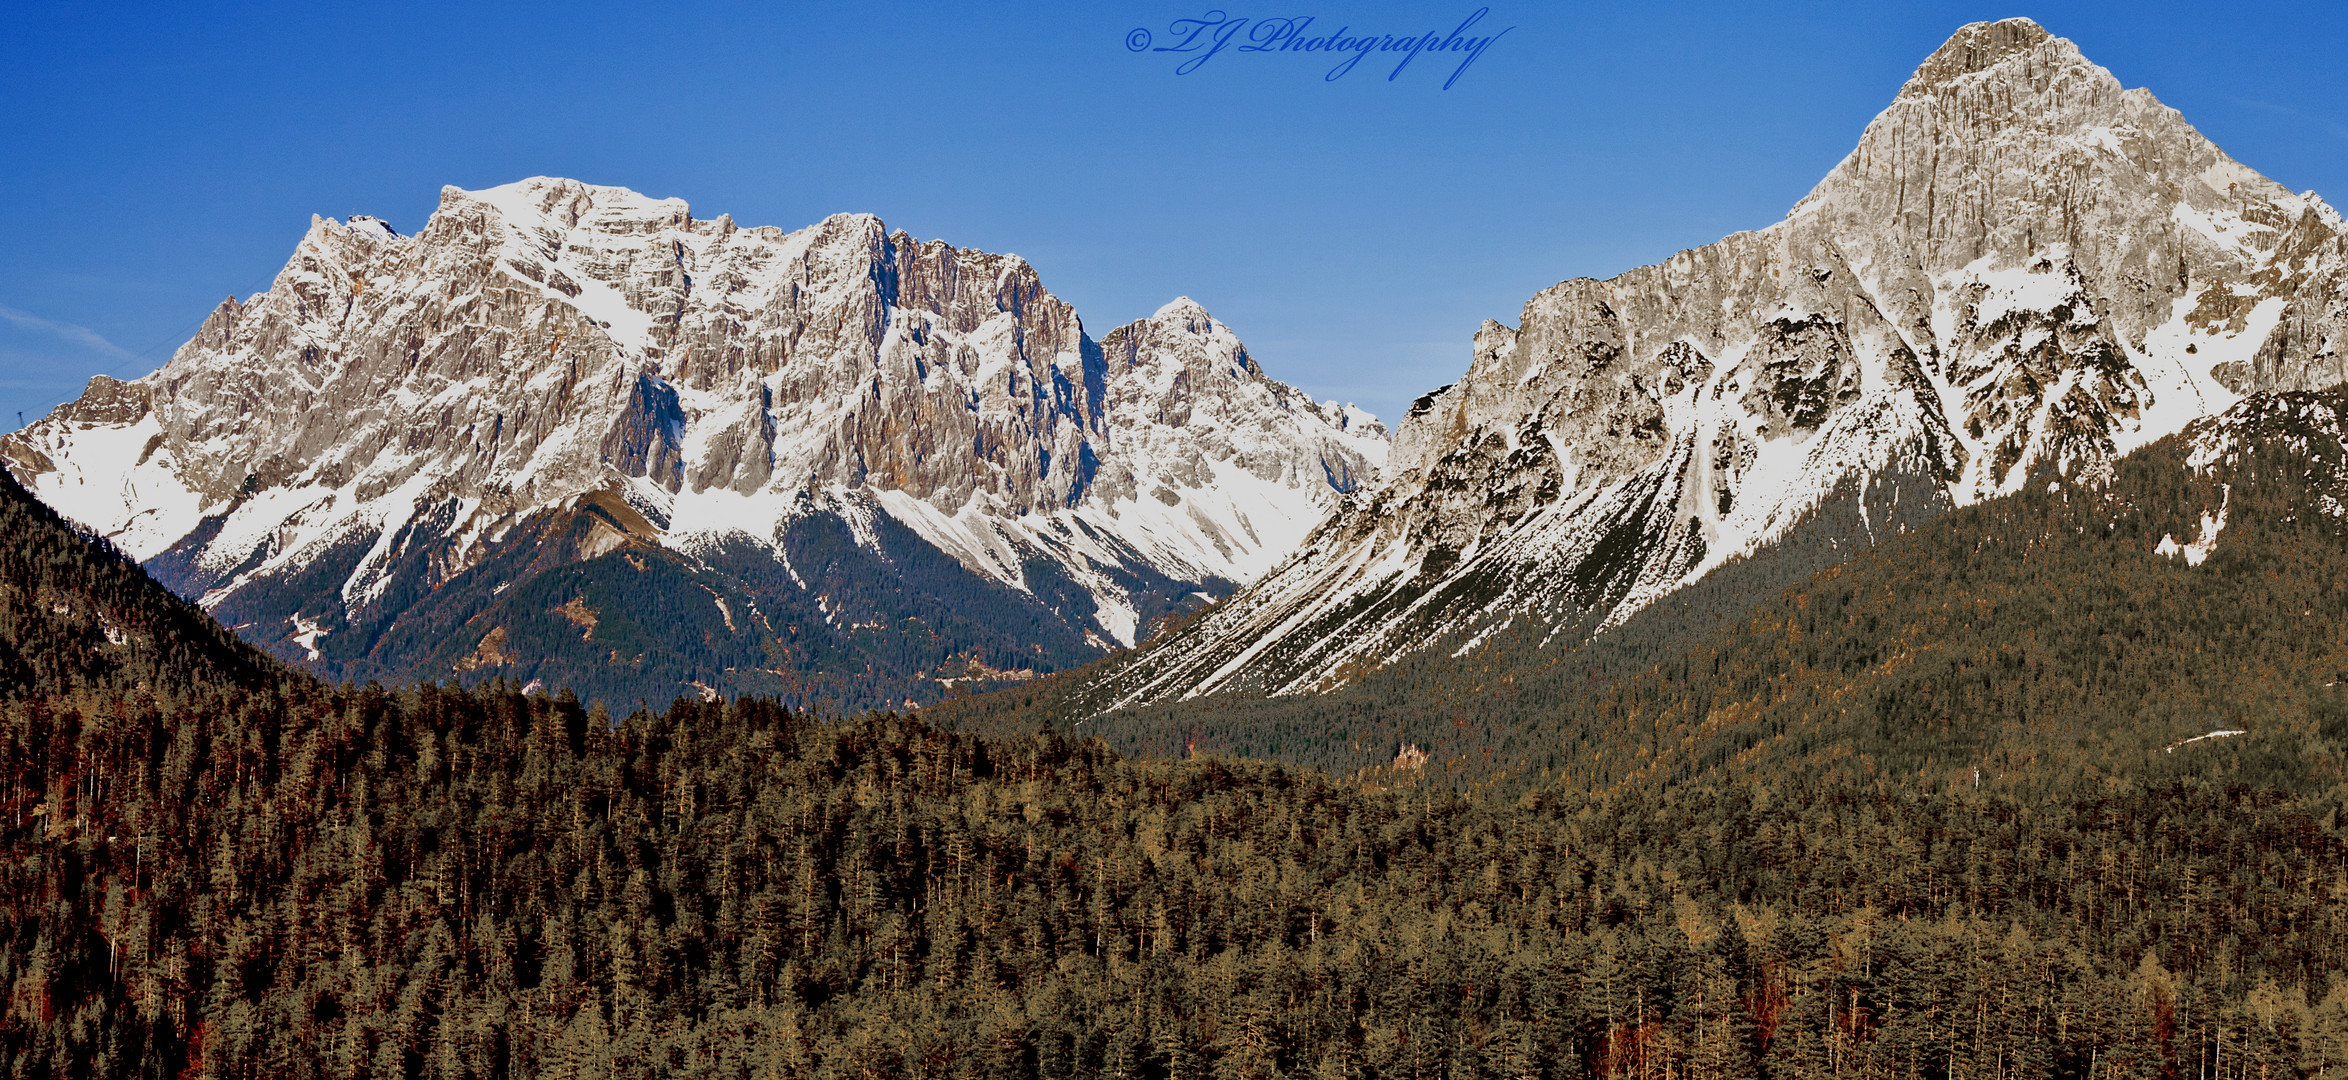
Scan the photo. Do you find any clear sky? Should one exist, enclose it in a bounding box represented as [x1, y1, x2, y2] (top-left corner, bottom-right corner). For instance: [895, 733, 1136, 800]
[2, 1, 2343, 431]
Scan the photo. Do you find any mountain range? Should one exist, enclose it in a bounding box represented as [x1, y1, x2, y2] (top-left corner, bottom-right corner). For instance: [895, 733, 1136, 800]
[2, 181, 1383, 709]
[7, 19, 2344, 726]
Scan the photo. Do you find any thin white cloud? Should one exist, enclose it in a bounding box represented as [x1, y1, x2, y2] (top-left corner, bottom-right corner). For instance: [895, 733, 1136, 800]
[2226, 97, 2348, 141]
[0, 304, 136, 362]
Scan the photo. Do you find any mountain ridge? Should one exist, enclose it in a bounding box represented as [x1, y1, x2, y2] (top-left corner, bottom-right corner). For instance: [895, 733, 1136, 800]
[4, 179, 1385, 709]
[1062, 17, 2348, 710]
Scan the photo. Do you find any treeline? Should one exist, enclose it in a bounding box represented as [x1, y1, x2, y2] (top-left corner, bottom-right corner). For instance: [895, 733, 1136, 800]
[223, 500, 1123, 718]
[7, 681, 2348, 1080]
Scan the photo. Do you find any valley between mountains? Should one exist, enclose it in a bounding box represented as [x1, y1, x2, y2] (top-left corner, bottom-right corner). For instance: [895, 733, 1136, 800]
[13, 21, 2344, 726]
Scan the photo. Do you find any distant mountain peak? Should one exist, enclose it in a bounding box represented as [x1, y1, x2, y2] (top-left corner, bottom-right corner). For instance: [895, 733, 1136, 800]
[1153, 295, 1210, 318]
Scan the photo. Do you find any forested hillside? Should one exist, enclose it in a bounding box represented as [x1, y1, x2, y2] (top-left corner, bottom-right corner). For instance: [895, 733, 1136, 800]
[0, 469, 277, 699]
[8, 396, 2348, 1080]
[946, 390, 2348, 801]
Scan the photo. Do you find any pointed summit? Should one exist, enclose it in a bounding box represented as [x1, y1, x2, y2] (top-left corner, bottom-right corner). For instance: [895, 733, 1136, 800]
[1147, 297, 1223, 337]
[1069, 19, 2348, 708]
[1153, 296, 1207, 318]
[1903, 17, 2060, 92]
[1107, 297, 1263, 382]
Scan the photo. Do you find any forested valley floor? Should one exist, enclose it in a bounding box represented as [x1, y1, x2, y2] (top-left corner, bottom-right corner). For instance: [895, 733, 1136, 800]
[10, 686, 2348, 1080]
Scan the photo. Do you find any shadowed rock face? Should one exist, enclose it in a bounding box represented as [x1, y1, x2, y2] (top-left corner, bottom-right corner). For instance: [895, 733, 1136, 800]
[2, 181, 1385, 706]
[1079, 18, 2348, 707]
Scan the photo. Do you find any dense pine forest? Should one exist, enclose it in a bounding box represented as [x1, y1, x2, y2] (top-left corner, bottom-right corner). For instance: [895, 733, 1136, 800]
[11, 681, 2348, 1080]
[7, 394, 2348, 1079]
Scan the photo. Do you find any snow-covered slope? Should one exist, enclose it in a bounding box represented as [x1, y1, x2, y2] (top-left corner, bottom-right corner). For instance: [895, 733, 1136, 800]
[1, 180, 1384, 705]
[1079, 18, 2348, 707]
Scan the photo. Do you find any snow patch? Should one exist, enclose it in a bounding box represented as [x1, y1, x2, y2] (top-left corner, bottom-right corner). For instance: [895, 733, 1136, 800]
[287, 613, 329, 662]
[2155, 485, 2229, 566]
[18, 411, 210, 561]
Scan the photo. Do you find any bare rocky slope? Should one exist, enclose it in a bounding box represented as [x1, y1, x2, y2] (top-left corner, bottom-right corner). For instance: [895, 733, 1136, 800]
[1075, 18, 2348, 709]
[3, 180, 1384, 709]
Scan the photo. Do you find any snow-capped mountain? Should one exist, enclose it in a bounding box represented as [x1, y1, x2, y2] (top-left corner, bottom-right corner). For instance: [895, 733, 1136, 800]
[1079, 18, 2348, 707]
[2, 179, 1385, 707]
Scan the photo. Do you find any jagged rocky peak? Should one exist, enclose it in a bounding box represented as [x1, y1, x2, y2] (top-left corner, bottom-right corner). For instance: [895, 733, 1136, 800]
[1903, 16, 2058, 89]
[4, 178, 1384, 704]
[1399, 17, 2341, 512]
[424, 177, 1101, 515]
[14, 175, 1112, 556]
[1072, 19, 2348, 708]
[1093, 297, 1388, 504]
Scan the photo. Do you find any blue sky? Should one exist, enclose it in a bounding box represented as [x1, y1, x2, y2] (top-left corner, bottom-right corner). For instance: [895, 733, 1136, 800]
[2, 1, 2343, 430]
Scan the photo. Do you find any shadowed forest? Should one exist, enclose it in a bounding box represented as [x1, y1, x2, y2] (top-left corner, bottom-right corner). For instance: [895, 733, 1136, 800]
[6, 397, 2348, 1079]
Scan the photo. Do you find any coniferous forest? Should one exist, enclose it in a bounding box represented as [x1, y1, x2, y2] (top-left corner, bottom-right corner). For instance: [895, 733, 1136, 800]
[7, 401, 2348, 1080]
[11, 686, 2348, 1080]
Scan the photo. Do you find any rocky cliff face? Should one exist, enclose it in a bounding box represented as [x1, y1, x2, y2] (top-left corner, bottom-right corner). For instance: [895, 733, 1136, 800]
[2, 179, 1384, 708]
[1081, 18, 2348, 707]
